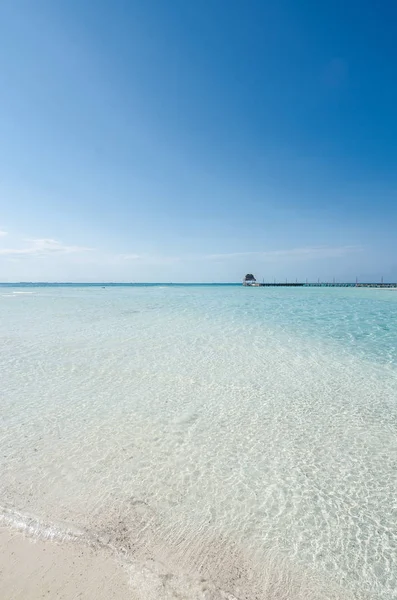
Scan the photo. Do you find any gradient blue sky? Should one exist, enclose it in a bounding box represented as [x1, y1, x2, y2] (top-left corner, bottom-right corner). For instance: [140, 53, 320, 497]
[0, 0, 396, 282]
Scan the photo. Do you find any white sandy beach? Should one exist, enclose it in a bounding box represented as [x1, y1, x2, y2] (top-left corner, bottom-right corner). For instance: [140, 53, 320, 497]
[0, 524, 360, 600]
[0, 528, 133, 600]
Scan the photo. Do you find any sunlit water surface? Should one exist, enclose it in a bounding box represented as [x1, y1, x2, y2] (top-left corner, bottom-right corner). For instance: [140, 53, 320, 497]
[1, 285, 396, 599]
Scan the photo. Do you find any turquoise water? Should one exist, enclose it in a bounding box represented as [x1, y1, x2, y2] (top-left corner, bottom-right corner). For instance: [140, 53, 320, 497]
[1, 285, 396, 599]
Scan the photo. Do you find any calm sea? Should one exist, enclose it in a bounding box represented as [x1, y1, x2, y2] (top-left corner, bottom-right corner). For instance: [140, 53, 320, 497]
[1, 284, 396, 599]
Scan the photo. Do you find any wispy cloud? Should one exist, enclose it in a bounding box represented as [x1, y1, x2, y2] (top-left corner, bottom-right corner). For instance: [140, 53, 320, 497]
[206, 246, 361, 261]
[119, 253, 181, 265]
[205, 251, 257, 260]
[0, 238, 93, 257]
[114, 246, 361, 265]
[0, 234, 361, 273]
[119, 253, 141, 260]
[0, 230, 8, 237]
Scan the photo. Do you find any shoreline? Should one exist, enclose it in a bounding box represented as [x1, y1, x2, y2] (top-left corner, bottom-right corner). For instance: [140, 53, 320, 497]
[0, 526, 134, 600]
[0, 519, 358, 600]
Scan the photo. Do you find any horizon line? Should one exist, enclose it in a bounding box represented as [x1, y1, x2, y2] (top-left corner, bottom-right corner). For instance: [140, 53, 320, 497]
[0, 281, 396, 286]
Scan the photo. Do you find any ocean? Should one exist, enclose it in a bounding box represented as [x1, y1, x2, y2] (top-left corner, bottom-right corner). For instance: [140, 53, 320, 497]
[1, 284, 396, 599]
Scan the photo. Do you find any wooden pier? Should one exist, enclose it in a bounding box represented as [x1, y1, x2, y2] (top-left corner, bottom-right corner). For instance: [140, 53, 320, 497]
[242, 274, 397, 288]
[248, 282, 397, 288]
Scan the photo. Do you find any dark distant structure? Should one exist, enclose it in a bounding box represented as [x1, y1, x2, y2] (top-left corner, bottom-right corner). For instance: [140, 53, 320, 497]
[243, 273, 257, 286]
[242, 276, 397, 288]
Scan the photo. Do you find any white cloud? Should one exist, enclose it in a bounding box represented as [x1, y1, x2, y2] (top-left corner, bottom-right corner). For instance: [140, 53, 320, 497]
[0, 238, 93, 257]
[0, 230, 8, 237]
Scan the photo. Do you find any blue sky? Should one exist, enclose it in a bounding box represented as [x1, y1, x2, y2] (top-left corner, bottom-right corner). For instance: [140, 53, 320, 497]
[0, 0, 396, 282]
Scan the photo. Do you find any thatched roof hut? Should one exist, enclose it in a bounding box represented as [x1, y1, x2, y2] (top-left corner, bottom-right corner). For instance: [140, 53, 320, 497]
[243, 273, 256, 285]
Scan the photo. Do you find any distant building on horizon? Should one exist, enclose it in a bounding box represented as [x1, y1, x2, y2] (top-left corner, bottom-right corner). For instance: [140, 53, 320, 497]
[243, 273, 257, 286]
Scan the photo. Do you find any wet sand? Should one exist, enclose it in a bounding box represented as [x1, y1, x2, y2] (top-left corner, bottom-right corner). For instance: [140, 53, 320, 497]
[0, 527, 133, 600]
[0, 524, 358, 600]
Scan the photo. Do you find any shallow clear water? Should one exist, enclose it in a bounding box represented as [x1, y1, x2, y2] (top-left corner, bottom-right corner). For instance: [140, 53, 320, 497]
[1, 285, 396, 599]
